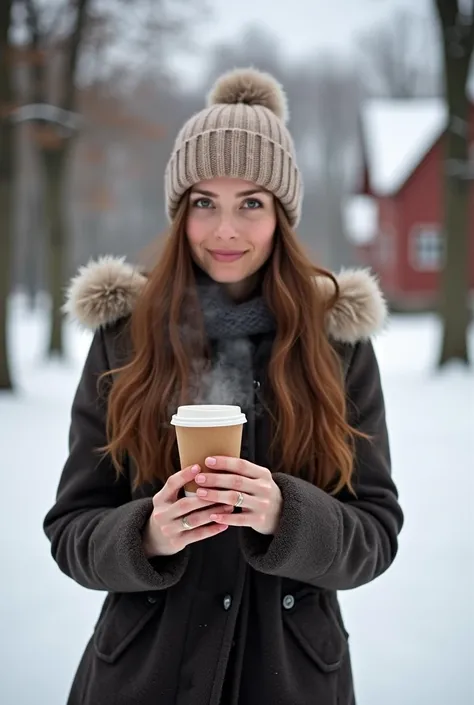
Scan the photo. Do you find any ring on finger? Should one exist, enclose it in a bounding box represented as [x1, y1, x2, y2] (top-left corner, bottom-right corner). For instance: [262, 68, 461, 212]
[181, 516, 192, 531]
[234, 491, 244, 509]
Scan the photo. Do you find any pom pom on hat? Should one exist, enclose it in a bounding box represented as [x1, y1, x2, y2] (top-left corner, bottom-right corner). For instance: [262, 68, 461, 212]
[207, 67, 289, 124]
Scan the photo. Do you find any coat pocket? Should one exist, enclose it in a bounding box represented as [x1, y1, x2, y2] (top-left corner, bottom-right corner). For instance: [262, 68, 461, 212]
[282, 588, 348, 673]
[93, 591, 166, 664]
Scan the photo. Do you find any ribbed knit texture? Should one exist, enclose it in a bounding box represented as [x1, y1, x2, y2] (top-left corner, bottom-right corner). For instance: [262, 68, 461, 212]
[165, 97, 302, 227]
[197, 279, 276, 340]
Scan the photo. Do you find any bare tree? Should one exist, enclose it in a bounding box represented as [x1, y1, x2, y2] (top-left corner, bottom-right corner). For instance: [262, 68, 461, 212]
[15, 0, 207, 358]
[435, 0, 474, 366]
[315, 60, 360, 270]
[0, 0, 15, 390]
[14, 0, 91, 357]
[288, 57, 360, 270]
[205, 24, 284, 83]
[358, 8, 442, 98]
[83, 0, 209, 87]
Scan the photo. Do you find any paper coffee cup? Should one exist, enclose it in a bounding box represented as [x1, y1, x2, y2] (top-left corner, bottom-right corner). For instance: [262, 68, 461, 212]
[170, 405, 247, 496]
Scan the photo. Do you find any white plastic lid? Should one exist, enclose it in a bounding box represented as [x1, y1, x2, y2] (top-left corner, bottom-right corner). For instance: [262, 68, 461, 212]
[170, 404, 247, 428]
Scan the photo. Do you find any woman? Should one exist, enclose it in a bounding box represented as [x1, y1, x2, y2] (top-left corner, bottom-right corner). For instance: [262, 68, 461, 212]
[44, 68, 403, 705]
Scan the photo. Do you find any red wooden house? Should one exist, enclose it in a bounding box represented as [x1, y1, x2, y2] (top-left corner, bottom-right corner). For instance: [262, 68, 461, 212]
[345, 99, 474, 310]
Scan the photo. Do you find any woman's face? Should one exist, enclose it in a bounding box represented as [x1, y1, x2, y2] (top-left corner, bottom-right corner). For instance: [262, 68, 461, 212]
[186, 177, 277, 298]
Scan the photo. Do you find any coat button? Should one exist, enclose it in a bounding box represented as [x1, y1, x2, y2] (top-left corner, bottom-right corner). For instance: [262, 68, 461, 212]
[223, 594, 232, 611]
[282, 594, 295, 610]
[147, 595, 157, 605]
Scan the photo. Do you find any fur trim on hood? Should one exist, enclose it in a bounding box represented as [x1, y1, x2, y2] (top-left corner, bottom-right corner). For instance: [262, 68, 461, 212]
[64, 255, 387, 344]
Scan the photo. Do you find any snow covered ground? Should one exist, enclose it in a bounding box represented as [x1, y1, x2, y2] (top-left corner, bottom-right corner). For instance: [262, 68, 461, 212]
[1, 296, 473, 705]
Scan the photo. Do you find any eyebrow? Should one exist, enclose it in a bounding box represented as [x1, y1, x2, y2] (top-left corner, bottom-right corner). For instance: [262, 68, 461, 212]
[190, 188, 269, 198]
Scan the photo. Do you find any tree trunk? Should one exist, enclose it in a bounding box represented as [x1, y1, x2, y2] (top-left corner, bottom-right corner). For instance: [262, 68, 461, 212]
[438, 112, 471, 365]
[436, 1, 473, 367]
[43, 0, 90, 358]
[42, 145, 70, 356]
[23, 185, 41, 310]
[0, 154, 14, 390]
[0, 0, 14, 390]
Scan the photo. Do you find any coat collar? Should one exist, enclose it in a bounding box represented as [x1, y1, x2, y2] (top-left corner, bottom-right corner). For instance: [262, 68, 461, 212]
[63, 255, 388, 344]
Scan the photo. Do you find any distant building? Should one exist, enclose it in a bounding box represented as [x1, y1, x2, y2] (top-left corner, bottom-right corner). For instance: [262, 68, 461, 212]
[345, 99, 474, 310]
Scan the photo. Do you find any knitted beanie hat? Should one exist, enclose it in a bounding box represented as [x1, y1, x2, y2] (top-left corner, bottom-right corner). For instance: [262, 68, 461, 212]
[165, 68, 303, 227]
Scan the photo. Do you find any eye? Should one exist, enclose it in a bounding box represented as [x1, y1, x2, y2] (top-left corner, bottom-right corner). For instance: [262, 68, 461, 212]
[243, 198, 263, 210]
[192, 197, 214, 209]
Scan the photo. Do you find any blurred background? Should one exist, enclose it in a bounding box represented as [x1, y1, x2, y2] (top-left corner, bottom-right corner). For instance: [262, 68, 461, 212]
[0, 0, 473, 703]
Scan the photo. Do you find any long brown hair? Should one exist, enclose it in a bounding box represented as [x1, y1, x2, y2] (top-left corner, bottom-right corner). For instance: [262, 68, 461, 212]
[101, 194, 363, 494]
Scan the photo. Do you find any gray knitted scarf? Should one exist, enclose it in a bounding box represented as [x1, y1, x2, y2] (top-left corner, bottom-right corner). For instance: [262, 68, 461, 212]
[197, 281, 276, 340]
[190, 277, 275, 407]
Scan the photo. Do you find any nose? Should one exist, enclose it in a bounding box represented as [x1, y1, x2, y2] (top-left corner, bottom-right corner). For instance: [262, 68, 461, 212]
[215, 216, 237, 240]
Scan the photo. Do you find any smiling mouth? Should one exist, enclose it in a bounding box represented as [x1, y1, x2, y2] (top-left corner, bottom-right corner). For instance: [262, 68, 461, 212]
[208, 250, 247, 262]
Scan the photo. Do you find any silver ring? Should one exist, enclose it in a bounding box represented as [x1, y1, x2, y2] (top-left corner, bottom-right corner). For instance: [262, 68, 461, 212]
[234, 491, 244, 509]
[181, 516, 192, 531]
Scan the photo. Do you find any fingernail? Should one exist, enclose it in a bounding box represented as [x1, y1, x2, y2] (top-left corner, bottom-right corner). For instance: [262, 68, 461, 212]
[206, 457, 217, 466]
[191, 465, 200, 473]
[196, 474, 206, 484]
[197, 488, 208, 497]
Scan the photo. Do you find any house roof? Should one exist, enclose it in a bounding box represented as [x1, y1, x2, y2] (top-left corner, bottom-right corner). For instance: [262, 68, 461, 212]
[361, 99, 447, 196]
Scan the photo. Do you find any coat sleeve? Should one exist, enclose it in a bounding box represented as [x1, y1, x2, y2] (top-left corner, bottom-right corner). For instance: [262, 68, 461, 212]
[240, 340, 404, 590]
[43, 327, 189, 593]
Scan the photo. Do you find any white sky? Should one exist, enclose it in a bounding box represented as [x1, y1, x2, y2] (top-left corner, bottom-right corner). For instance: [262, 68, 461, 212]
[173, 0, 435, 87]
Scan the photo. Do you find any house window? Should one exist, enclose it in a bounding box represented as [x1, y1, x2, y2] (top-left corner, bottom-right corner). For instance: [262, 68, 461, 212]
[410, 225, 444, 271]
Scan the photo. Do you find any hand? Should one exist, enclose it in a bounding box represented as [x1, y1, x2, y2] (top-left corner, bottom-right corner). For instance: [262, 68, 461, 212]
[194, 457, 283, 536]
[143, 464, 233, 558]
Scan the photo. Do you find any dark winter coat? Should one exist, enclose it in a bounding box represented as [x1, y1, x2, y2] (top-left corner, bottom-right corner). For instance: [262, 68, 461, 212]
[43, 257, 404, 705]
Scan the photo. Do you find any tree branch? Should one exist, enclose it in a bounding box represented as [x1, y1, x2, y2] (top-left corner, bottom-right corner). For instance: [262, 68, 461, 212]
[436, 0, 474, 62]
[466, 2, 474, 52]
[0, 0, 13, 49]
[0, 0, 14, 117]
[63, 0, 90, 112]
[44, 1, 72, 42]
[23, 0, 40, 44]
[435, 0, 459, 29]
[23, 0, 45, 104]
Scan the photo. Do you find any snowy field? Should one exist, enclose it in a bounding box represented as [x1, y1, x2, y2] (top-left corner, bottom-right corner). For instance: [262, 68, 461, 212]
[0, 295, 473, 705]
